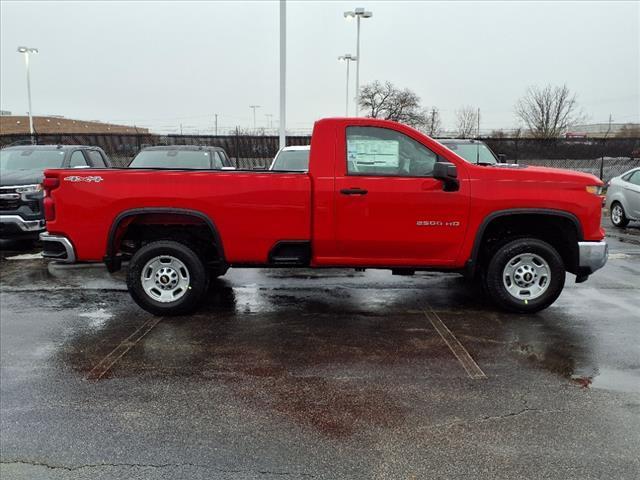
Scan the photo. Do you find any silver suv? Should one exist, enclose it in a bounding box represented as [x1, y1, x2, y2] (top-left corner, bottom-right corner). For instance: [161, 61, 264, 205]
[605, 167, 640, 227]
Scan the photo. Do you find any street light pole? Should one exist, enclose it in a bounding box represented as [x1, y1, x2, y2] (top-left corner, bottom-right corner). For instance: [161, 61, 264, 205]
[338, 54, 357, 116]
[17, 46, 38, 142]
[249, 105, 261, 130]
[344, 8, 372, 117]
[279, 0, 286, 149]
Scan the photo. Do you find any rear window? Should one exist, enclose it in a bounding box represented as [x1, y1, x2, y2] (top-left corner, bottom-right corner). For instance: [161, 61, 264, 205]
[0, 149, 66, 170]
[129, 150, 212, 169]
[271, 150, 309, 171]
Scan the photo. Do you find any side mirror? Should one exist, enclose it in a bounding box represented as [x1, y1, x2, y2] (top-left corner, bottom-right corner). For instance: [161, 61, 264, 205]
[433, 161, 459, 192]
[497, 153, 507, 163]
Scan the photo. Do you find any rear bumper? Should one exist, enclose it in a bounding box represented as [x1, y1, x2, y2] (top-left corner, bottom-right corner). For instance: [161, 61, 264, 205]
[578, 240, 608, 274]
[0, 214, 45, 238]
[40, 232, 76, 263]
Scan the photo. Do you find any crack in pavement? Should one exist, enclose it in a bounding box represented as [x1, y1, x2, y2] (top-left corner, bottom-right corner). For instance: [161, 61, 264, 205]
[418, 407, 566, 433]
[0, 460, 315, 477]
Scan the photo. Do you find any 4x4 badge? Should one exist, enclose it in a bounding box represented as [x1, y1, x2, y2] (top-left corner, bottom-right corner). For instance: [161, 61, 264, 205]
[63, 176, 103, 183]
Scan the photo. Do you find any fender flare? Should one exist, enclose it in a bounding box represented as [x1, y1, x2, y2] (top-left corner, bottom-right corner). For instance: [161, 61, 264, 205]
[104, 207, 226, 272]
[465, 208, 583, 277]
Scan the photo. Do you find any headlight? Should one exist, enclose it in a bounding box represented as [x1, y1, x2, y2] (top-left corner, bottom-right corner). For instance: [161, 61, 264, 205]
[15, 184, 42, 194]
[586, 185, 604, 195]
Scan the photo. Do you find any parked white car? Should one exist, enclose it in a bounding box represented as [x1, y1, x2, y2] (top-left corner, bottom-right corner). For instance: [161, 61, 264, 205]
[269, 145, 310, 171]
[605, 167, 640, 227]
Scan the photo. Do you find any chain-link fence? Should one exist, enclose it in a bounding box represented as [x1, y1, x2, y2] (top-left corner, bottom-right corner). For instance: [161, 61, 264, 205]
[1, 133, 638, 181]
[482, 137, 640, 181]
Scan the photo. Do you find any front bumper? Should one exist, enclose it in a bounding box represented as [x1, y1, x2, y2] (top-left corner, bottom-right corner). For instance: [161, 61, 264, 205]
[0, 214, 45, 238]
[578, 240, 608, 274]
[40, 232, 76, 263]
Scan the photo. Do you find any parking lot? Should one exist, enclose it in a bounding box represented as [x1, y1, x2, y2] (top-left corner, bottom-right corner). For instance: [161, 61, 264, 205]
[1, 218, 639, 480]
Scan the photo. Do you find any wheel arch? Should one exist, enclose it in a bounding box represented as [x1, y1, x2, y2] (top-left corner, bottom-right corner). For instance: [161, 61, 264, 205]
[467, 208, 583, 277]
[104, 207, 226, 272]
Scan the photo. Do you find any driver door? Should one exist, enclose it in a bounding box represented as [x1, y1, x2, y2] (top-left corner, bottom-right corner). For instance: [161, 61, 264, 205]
[333, 125, 470, 266]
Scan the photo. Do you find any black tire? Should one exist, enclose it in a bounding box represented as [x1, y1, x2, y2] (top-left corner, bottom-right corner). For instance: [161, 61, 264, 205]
[483, 238, 565, 314]
[126, 240, 208, 316]
[610, 202, 630, 228]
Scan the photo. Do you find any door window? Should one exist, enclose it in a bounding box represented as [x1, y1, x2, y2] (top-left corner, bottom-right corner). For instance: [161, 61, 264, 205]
[346, 126, 438, 177]
[69, 151, 88, 167]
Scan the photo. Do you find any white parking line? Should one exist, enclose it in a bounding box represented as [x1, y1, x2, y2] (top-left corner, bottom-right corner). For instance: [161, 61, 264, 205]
[424, 307, 487, 380]
[86, 317, 162, 381]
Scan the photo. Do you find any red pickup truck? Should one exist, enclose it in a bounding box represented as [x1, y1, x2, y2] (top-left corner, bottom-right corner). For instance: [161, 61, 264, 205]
[40, 118, 608, 316]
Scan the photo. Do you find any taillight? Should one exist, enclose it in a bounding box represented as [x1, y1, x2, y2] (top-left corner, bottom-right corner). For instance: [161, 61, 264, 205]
[43, 177, 60, 191]
[42, 174, 60, 221]
[44, 197, 56, 221]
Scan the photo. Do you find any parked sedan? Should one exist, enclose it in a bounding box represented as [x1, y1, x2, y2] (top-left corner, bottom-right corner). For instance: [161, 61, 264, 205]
[269, 145, 310, 171]
[606, 167, 640, 227]
[129, 146, 234, 170]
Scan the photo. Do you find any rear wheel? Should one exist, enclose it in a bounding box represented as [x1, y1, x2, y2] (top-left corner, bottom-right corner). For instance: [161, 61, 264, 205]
[483, 238, 565, 313]
[127, 240, 208, 316]
[610, 202, 629, 227]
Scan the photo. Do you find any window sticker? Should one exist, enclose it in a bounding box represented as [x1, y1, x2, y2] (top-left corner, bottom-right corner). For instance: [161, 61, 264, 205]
[347, 139, 399, 168]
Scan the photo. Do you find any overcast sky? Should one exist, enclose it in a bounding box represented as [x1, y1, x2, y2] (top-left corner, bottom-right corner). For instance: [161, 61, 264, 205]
[1, 0, 638, 134]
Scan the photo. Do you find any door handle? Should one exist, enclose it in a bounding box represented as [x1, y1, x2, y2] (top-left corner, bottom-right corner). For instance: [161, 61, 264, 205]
[340, 188, 368, 195]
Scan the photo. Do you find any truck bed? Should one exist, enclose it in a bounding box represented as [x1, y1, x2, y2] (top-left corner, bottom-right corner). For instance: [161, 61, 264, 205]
[45, 169, 311, 263]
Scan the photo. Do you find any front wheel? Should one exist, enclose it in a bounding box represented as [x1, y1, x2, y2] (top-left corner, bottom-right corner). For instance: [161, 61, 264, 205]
[483, 238, 565, 313]
[610, 202, 629, 228]
[127, 240, 208, 316]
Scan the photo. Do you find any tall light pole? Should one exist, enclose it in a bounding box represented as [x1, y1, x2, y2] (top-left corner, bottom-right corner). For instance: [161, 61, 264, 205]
[343, 8, 372, 117]
[279, 0, 286, 149]
[338, 54, 357, 116]
[265, 113, 273, 129]
[249, 105, 261, 130]
[17, 46, 38, 141]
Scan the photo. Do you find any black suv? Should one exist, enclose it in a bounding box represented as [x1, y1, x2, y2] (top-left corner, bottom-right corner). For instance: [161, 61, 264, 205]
[0, 145, 111, 241]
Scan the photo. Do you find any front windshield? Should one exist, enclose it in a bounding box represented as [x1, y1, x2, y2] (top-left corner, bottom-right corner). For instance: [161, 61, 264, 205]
[129, 150, 213, 169]
[0, 149, 66, 170]
[271, 150, 309, 171]
[443, 143, 498, 165]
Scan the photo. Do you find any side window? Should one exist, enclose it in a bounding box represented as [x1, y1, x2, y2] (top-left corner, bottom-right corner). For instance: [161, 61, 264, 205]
[69, 150, 88, 167]
[87, 150, 106, 167]
[629, 171, 640, 186]
[346, 126, 438, 177]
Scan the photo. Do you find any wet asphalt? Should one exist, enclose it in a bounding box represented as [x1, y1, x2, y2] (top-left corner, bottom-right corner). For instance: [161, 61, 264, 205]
[1, 219, 639, 479]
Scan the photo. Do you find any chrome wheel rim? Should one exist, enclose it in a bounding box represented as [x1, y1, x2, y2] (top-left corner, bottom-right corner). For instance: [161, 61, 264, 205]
[611, 205, 623, 225]
[141, 255, 190, 303]
[502, 253, 550, 301]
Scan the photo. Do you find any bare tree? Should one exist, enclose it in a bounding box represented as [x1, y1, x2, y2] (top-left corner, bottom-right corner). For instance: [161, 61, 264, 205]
[359, 81, 429, 129]
[455, 106, 478, 138]
[515, 84, 585, 139]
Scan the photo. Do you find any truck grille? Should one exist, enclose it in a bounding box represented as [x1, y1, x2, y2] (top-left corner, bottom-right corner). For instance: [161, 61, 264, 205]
[0, 188, 20, 210]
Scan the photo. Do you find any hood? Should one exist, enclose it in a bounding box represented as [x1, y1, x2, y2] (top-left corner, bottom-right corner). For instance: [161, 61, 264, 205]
[0, 169, 45, 187]
[479, 163, 603, 186]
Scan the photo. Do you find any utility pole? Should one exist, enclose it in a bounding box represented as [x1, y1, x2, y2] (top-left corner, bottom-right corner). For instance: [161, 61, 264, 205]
[279, 0, 286, 148]
[430, 108, 437, 136]
[249, 105, 261, 130]
[214, 114, 218, 136]
[477, 108, 481, 137]
[180, 123, 183, 135]
[266, 113, 273, 129]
